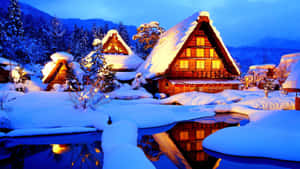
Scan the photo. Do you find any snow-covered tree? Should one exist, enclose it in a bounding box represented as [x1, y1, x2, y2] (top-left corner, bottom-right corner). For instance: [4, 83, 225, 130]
[117, 22, 130, 45]
[92, 24, 104, 39]
[70, 24, 81, 60]
[133, 21, 165, 59]
[6, 0, 24, 38]
[48, 17, 65, 53]
[79, 28, 90, 58]
[103, 23, 109, 34]
[80, 40, 116, 93]
[131, 73, 147, 90]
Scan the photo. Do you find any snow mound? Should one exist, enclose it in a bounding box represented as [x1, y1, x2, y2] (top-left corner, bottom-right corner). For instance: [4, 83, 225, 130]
[102, 120, 155, 169]
[50, 52, 74, 62]
[109, 84, 152, 100]
[115, 72, 137, 81]
[203, 110, 300, 162]
[161, 90, 243, 105]
[282, 59, 300, 90]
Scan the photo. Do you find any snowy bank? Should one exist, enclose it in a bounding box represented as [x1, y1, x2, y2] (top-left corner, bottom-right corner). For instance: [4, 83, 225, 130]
[109, 84, 152, 100]
[102, 121, 155, 169]
[203, 110, 300, 162]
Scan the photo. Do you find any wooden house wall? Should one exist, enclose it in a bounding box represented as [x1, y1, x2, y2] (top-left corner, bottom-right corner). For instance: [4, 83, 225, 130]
[103, 34, 129, 55]
[0, 69, 10, 83]
[166, 28, 236, 79]
[158, 79, 239, 95]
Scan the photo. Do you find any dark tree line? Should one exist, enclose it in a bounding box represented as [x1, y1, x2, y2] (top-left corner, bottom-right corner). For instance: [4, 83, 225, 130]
[0, 0, 133, 66]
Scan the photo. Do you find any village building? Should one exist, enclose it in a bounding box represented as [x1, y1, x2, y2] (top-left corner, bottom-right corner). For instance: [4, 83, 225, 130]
[42, 52, 82, 91]
[138, 11, 241, 95]
[276, 53, 300, 84]
[244, 64, 277, 89]
[87, 29, 143, 82]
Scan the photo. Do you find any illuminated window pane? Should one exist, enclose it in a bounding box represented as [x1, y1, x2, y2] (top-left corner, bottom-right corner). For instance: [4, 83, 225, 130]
[196, 152, 206, 161]
[179, 131, 189, 140]
[186, 48, 191, 57]
[186, 143, 191, 151]
[196, 141, 203, 150]
[210, 48, 215, 57]
[196, 130, 205, 139]
[179, 60, 189, 69]
[196, 37, 205, 46]
[196, 49, 204, 57]
[212, 60, 221, 69]
[196, 60, 205, 69]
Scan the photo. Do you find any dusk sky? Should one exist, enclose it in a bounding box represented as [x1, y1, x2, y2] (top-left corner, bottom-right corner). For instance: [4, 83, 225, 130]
[20, 0, 300, 46]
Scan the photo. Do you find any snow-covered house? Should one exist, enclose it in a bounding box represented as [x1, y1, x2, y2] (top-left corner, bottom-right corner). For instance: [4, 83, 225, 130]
[282, 59, 300, 110]
[138, 11, 241, 95]
[276, 53, 300, 84]
[244, 64, 276, 88]
[42, 52, 82, 90]
[100, 29, 143, 81]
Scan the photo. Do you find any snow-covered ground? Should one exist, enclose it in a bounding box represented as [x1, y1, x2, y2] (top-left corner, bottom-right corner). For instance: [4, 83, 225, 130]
[203, 110, 300, 162]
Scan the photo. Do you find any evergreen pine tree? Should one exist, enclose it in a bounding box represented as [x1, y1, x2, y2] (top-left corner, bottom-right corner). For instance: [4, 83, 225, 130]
[71, 24, 81, 60]
[103, 23, 109, 34]
[78, 28, 90, 60]
[80, 40, 116, 93]
[7, 0, 24, 38]
[49, 17, 65, 53]
[117, 22, 130, 45]
[92, 24, 104, 39]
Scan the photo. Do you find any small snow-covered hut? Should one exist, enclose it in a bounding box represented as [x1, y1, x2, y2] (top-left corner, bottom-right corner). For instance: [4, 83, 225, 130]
[276, 53, 300, 84]
[138, 11, 241, 95]
[42, 52, 82, 91]
[86, 29, 143, 82]
[244, 64, 276, 88]
[282, 60, 300, 110]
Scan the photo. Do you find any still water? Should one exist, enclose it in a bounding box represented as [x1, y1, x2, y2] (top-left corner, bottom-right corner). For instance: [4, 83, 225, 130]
[0, 113, 298, 169]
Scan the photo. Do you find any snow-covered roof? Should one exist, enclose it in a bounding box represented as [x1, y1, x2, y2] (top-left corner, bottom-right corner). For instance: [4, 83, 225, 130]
[50, 52, 74, 62]
[86, 51, 143, 71]
[249, 64, 275, 70]
[102, 29, 133, 55]
[138, 11, 240, 79]
[170, 79, 242, 85]
[277, 53, 300, 73]
[282, 59, 300, 90]
[115, 72, 137, 81]
[0, 57, 18, 65]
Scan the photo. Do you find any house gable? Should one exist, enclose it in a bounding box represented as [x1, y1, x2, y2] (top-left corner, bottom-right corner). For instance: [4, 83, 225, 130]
[102, 33, 129, 55]
[166, 15, 238, 79]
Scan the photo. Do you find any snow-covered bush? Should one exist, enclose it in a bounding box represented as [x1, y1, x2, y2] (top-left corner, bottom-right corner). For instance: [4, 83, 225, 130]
[70, 86, 110, 111]
[131, 73, 147, 90]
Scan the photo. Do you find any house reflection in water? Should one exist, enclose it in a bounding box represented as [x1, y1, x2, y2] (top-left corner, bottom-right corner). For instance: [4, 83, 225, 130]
[168, 113, 249, 169]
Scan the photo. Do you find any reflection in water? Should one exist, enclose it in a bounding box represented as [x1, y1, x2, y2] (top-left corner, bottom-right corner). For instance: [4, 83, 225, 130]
[0, 143, 103, 169]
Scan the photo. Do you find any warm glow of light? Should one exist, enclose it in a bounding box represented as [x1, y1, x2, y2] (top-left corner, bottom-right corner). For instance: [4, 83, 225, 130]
[95, 160, 100, 166]
[52, 144, 70, 154]
[105, 95, 110, 99]
[212, 60, 221, 69]
[210, 48, 215, 57]
[179, 60, 189, 69]
[72, 162, 75, 166]
[196, 37, 205, 46]
[186, 48, 191, 57]
[196, 60, 205, 69]
[95, 148, 101, 153]
[196, 48, 204, 57]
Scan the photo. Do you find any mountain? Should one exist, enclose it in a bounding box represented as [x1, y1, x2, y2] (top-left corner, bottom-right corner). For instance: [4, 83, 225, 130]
[250, 37, 300, 50]
[0, 0, 137, 41]
[228, 46, 300, 74]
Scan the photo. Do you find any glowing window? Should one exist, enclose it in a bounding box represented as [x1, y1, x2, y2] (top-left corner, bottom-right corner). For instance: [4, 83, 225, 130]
[196, 130, 205, 139]
[210, 48, 215, 57]
[196, 37, 205, 46]
[196, 60, 205, 69]
[196, 141, 203, 150]
[186, 48, 191, 57]
[196, 152, 206, 161]
[179, 60, 189, 69]
[186, 143, 191, 151]
[212, 60, 221, 69]
[179, 131, 189, 140]
[196, 49, 204, 57]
